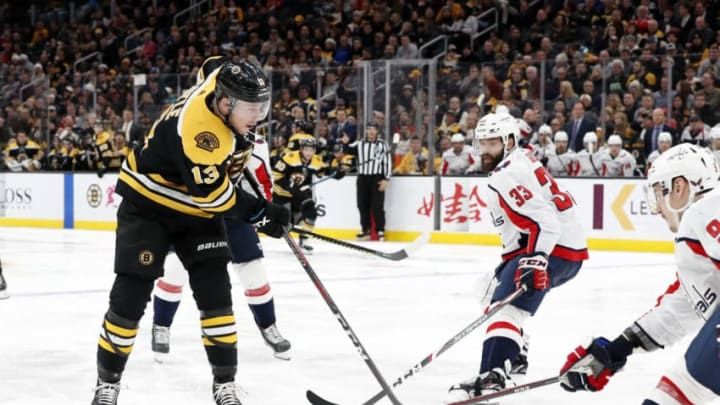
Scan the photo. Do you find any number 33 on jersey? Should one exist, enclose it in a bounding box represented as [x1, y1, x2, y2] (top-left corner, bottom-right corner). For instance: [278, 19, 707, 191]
[488, 148, 588, 263]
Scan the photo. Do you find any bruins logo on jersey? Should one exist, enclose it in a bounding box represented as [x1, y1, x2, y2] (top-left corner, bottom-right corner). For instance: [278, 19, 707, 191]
[195, 132, 220, 152]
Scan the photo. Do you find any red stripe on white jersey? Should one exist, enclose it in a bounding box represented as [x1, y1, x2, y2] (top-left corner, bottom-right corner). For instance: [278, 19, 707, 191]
[502, 244, 588, 262]
[496, 193, 540, 253]
[656, 277, 681, 307]
[254, 165, 273, 201]
[682, 239, 720, 270]
[486, 321, 521, 335]
[157, 280, 183, 294]
[245, 283, 271, 297]
[657, 376, 694, 405]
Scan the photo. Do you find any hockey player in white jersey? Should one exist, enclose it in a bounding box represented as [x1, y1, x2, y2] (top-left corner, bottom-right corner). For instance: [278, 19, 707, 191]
[646, 131, 673, 173]
[572, 132, 604, 176]
[594, 134, 638, 177]
[448, 113, 588, 400]
[442, 133, 477, 175]
[709, 126, 720, 164]
[532, 124, 555, 164]
[151, 137, 291, 361]
[560, 143, 720, 404]
[545, 131, 577, 177]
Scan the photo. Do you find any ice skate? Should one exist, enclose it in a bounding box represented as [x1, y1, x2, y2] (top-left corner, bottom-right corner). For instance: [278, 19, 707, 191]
[151, 324, 170, 363]
[259, 323, 291, 360]
[510, 333, 530, 376]
[299, 236, 314, 254]
[91, 378, 120, 405]
[447, 368, 511, 402]
[212, 381, 244, 405]
[356, 232, 370, 241]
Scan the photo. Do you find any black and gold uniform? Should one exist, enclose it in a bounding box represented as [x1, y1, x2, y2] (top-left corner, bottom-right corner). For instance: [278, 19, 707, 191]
[92, 58, 290, 405]
[272, 138, 344, 252]
[3, 133, 43, 171]
[329, 145, 355, 173]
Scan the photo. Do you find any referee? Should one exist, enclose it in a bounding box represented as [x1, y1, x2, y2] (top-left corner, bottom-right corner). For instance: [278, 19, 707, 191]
[341, 122, 392, 241]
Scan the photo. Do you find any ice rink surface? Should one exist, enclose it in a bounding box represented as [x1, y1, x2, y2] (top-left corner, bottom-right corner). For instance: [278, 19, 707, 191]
[1, 228, 716, 405]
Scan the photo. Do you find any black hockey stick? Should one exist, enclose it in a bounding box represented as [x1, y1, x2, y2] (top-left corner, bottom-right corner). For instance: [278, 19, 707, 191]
[446, 376, 560, 405]
[299, 148, 390, 192]
[358, 286, 527, 405]
[292, 228, 430, 261]
[242, 169, 401, 405]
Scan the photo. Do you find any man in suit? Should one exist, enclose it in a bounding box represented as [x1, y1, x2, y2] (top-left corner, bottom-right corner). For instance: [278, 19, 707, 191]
[643, 108, 675, 159]
[329, 108, 356, 147]
[120, 109, 145, 146]
[564, 103, 596, 152]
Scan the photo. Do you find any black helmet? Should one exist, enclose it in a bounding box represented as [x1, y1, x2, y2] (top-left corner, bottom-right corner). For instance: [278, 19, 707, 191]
[299, 137, 317, 149]
[292, 120, 313, 134]
[215, 61, 271, 113]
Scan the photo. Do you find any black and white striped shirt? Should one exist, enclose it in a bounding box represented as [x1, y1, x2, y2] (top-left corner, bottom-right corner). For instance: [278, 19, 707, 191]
[347, 138, 392, 179]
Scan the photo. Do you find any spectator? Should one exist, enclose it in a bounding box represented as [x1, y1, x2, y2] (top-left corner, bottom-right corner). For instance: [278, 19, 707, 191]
[394, 135, 429, 175]
[680, 115, 711, 147]
[653, 77, 676, 109]
[396, 34, 419, 59]
[3, 130, 43, 172]
[643, 108, 675, 158]
[565, 102, 596, 153]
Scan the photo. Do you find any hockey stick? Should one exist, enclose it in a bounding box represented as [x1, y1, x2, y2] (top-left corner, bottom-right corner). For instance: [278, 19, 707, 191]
[292, 228, 430, 261]
[446, 376, 560, 405]
[242, 169, 401, 405]
[299, 148, 390, 192]
[356, 286, 527, 405]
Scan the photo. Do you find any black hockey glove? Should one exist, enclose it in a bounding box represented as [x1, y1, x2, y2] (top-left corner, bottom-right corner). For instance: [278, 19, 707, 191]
[249, 201, 291, 238]
[559, 335, 632, 392]
[330, 168, 346, 180]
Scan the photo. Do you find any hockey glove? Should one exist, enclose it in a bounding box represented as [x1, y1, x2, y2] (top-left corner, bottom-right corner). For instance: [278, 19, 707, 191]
[250, 201, 291, 238]
[559, 336, 630, 392]
[330, 168, 346, 180]
[514, 253, 549, 294]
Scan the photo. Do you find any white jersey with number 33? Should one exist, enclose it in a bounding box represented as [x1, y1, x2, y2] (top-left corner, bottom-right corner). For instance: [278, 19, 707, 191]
[487, 147, 589, 262]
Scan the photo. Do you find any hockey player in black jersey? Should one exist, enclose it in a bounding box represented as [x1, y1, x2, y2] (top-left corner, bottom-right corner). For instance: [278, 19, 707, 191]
[0, 257, 7, 299]
[272, 137, 345, 253]
[90, 59, 291, 405]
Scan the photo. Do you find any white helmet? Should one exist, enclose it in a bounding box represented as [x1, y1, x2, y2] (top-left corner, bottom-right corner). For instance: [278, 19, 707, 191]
[710, 125, 720, 140]
[495, 105, 510, 116]
[583, 131, 598, 144]
[472, 113, 519, 155]
[658, 131, 673, 143]
[450, 133, 466, 143]
[538, 124, 552, 135]
[554, 131, 569, 142]
[645, 143, 719, 215]
[607, 134, 623, 146]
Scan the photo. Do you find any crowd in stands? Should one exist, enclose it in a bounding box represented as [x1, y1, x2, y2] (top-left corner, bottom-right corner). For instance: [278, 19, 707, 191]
[2, 0, 720, 178]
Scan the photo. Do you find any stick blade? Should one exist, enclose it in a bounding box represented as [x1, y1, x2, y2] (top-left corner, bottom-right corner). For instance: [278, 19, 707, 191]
[307, 390, 341, 405]
[382, 231, 430, 261]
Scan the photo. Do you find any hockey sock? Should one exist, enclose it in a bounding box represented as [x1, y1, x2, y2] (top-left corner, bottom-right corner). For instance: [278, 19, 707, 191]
[153, 279, 183, 327]
[200, 307, 238, 381]
[233, 260, 277, 329]
[480, 336, 521, 374]
[97, 310, 139, 382]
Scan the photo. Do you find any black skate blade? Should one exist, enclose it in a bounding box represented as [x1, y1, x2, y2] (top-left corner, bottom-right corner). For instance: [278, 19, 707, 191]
[306, 390, 341, 405]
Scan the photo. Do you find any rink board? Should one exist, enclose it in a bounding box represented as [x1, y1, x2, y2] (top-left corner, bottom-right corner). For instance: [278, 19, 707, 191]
[0, 172, 673, 252]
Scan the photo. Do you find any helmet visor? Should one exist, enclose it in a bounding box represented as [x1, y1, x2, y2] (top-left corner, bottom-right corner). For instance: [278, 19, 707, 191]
[231, 99, 270, 122]
[643, 183, 664, 215]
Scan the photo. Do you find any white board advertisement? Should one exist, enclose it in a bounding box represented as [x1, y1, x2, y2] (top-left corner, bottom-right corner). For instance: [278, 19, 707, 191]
[0, 172, 63, 220]
[73, 173, 122, 225]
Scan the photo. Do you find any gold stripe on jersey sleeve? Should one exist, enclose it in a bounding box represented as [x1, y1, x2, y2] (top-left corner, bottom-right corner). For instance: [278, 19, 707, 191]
[119, 170, 214, 218]
[179, 71, 235, 166]
[191, 175, 231, 204]
[147, 173, 189, 193]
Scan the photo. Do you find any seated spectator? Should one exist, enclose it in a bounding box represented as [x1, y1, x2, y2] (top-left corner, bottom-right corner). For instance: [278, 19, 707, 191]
[393, 136, 429, 175]
[680, 115, 711, 147]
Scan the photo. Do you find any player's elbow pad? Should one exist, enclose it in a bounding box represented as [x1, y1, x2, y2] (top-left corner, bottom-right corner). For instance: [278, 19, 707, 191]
[622, 322, 664, 353]
[227, 187, 265, 221]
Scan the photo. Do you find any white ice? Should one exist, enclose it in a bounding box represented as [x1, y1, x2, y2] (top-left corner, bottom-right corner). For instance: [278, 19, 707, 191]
[0, 228, 716, 405]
